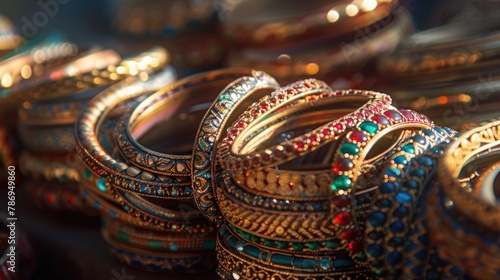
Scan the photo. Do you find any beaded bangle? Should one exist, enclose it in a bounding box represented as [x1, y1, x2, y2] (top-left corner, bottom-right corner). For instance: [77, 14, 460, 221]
[25, 179, 95, 213]
[109, 186, 217, 234]
[329, 109, 433, 256]
[191, 70, 279, 223]
[223, 0, 398, 48]
[216, 235, 372, 280]
[102, 216, 216, 252]
[426, 187, 497, 279]
[102, 230, 217, 272]
[219, 224, 363, 273]
[438, 118, 500, 231]
[75, 67, 185, 199]
[24, 46, 169, 102]
[19, 152, 80, 183]
[363, 127, 457, 278]
[218, 83, 392, 172]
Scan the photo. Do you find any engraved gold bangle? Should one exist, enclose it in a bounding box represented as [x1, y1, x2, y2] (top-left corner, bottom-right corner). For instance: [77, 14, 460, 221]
[102, 229, 217, 273]
[188, 70, 279, 223]
[22, 46, 169, 102]
[75, 67, 184, 199]
[102, 216, 216, 252]
[438, 118, 500, 231]
[218, 83, 392, 172]
[19, 151, 80, 183]
[329, 109, 433, 256]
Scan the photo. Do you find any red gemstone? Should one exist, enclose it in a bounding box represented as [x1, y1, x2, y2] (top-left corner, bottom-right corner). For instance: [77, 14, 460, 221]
[322, 129, 330, 136]
[235, 161, 241, 169]
[332, 195, 351, 208]
[289, 182, 295, 188]
[236, 122, 245, 128]
[66, 195, 76, 206]
[46, 193, 56, 205]
[309, 135, 317, 143]
[268, 98, 277, 105]
[334, 211, 353, 225]
[282, 91, 292, 97]
[308, 96, 317, 102]
[349, 131, 367, 143]
[275, 150, 282, 157]
[260, 103, 269, 110]
[370, 115, 390, 125]
[263, 154, 270, 161]
[355, 112, 364, 119]
[303, 81, 311, 88]
[348, 241, 364, 253]
[285, 145, 294, 153]
[341, 229, 359, 241]
[252, 158, 260, 165]
[334, 123, 344, 132]
[322, 91, 331, 98]
[333, 158, 354, 173]
[295, 142, 304, 149]
[243, 160, 250, 167]
[399, 109, 414, 120]
[251, 110, 259, 116]
[384, 110, 402, 121]
[229, 129, 239, 136]
[345, 118, 355, 127]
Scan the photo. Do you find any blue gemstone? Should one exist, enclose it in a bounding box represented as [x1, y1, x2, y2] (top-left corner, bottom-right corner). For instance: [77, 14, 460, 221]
[124, 205, 130, 211]
[411, 265, 424, 276]
[162, 25, 178, 37]
[367, 244, 383, 257]
[388, 237, 404, 246]
[244, 245, 260, 258]
[186, 19, 203, 30]
[393, 206, 409, 218]
[386, 168, 401, 177]
[443, 127, 453, 134]
[368, 212, 386, 227]
[271, 254, 293, 266]
[395, 191, 412, 203]
[403, 179, 419, 190]
[261, 252, 268, 260]
[418, 156, 434, 167]
[412, 168, 426, 178]
[390, 221, 404, 232]
[319, 258, 331, 270]
[169, 243, 179, 251]
[430, 146, 443, 155]
[413, 135, 426, 145]
[97, 178, 107, 191]
[108, 210, 118, 218]
[333, 258, 355, 268]
[380, 182, 396, 194]
[375, 199, 391, 208]
[387, 251, 402, 265]
[406, 241, 417, 252]
[433, 127, 444, 134]
[393, 155, 408, 165]
[415, 250, 426, 260]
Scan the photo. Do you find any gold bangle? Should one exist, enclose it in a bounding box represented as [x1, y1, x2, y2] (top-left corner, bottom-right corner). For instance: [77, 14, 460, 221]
[23, 46, 169, 102]
[102, 229, 217, 273]
[19, 151, 80, 183]
[438, 118, 500, 231]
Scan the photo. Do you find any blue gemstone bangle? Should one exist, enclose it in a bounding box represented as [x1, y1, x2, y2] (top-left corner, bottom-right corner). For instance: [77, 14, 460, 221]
[365, 136, 458, 279]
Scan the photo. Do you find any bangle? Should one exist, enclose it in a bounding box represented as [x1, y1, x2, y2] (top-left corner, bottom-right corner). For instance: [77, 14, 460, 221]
[76, 67, 184, 199]
[223, 0, 398, 48]
[426, 187, 497, 279]
[19, 152, 80, 183]
[102, 216, 216, 252]
[17, 124, 77, 153]
[438, 118, 500, 231]
[364, 139, 456, 279]
[218, 224, 365, 273]
[330, 109, 433, 256]
[218, 83, 392, 172]
[24, 46, 169, 102]
[25, 178, 95, 214]
[216, 232, 372, 280]
[102, 229, 217, 272]
[228, 9, 411, 81]
[190, 70, 279, 223]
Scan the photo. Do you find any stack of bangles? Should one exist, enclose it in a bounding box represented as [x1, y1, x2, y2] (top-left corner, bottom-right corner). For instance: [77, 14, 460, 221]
[9, 38, 171, 213]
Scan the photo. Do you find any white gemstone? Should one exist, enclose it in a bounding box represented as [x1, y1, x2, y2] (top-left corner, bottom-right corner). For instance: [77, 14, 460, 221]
[232, 273, 240, 280]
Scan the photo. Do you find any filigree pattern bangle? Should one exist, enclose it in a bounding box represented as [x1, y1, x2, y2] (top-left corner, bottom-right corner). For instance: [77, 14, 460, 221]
[218, 84, 392, 172]
[438, 118, 500, 231]
[102, 230, 217, 273]
[330, 109, 433, 256]
[75, 66, 183, 199]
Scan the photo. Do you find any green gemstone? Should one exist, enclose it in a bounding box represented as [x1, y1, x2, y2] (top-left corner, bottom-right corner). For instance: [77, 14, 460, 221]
[339, 142, 360, 156]
[292, 242, 304, 251]
[331, 175, 352, 191]
[264, 239, 275, 247]
[202, 239, 216, 250]
[374, 269, 384, 276]
[307, 241, 320, 250]
[97, 177, 108, 191]
[325, 239, 341, 249]
[117, 231, 129, 243]
[276, 241, 288, 249]
[60, 174, 68, 182]
[83, 168, 92, 180]
[241, 231, 251, 240]
[401, 143, 415, 154]
[271, 254, 293, 266]
[148, 240, 164, 250]
[356, 252, 367, 262]
[250, 235, 260, 243]
[359, 121, 378, 134]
